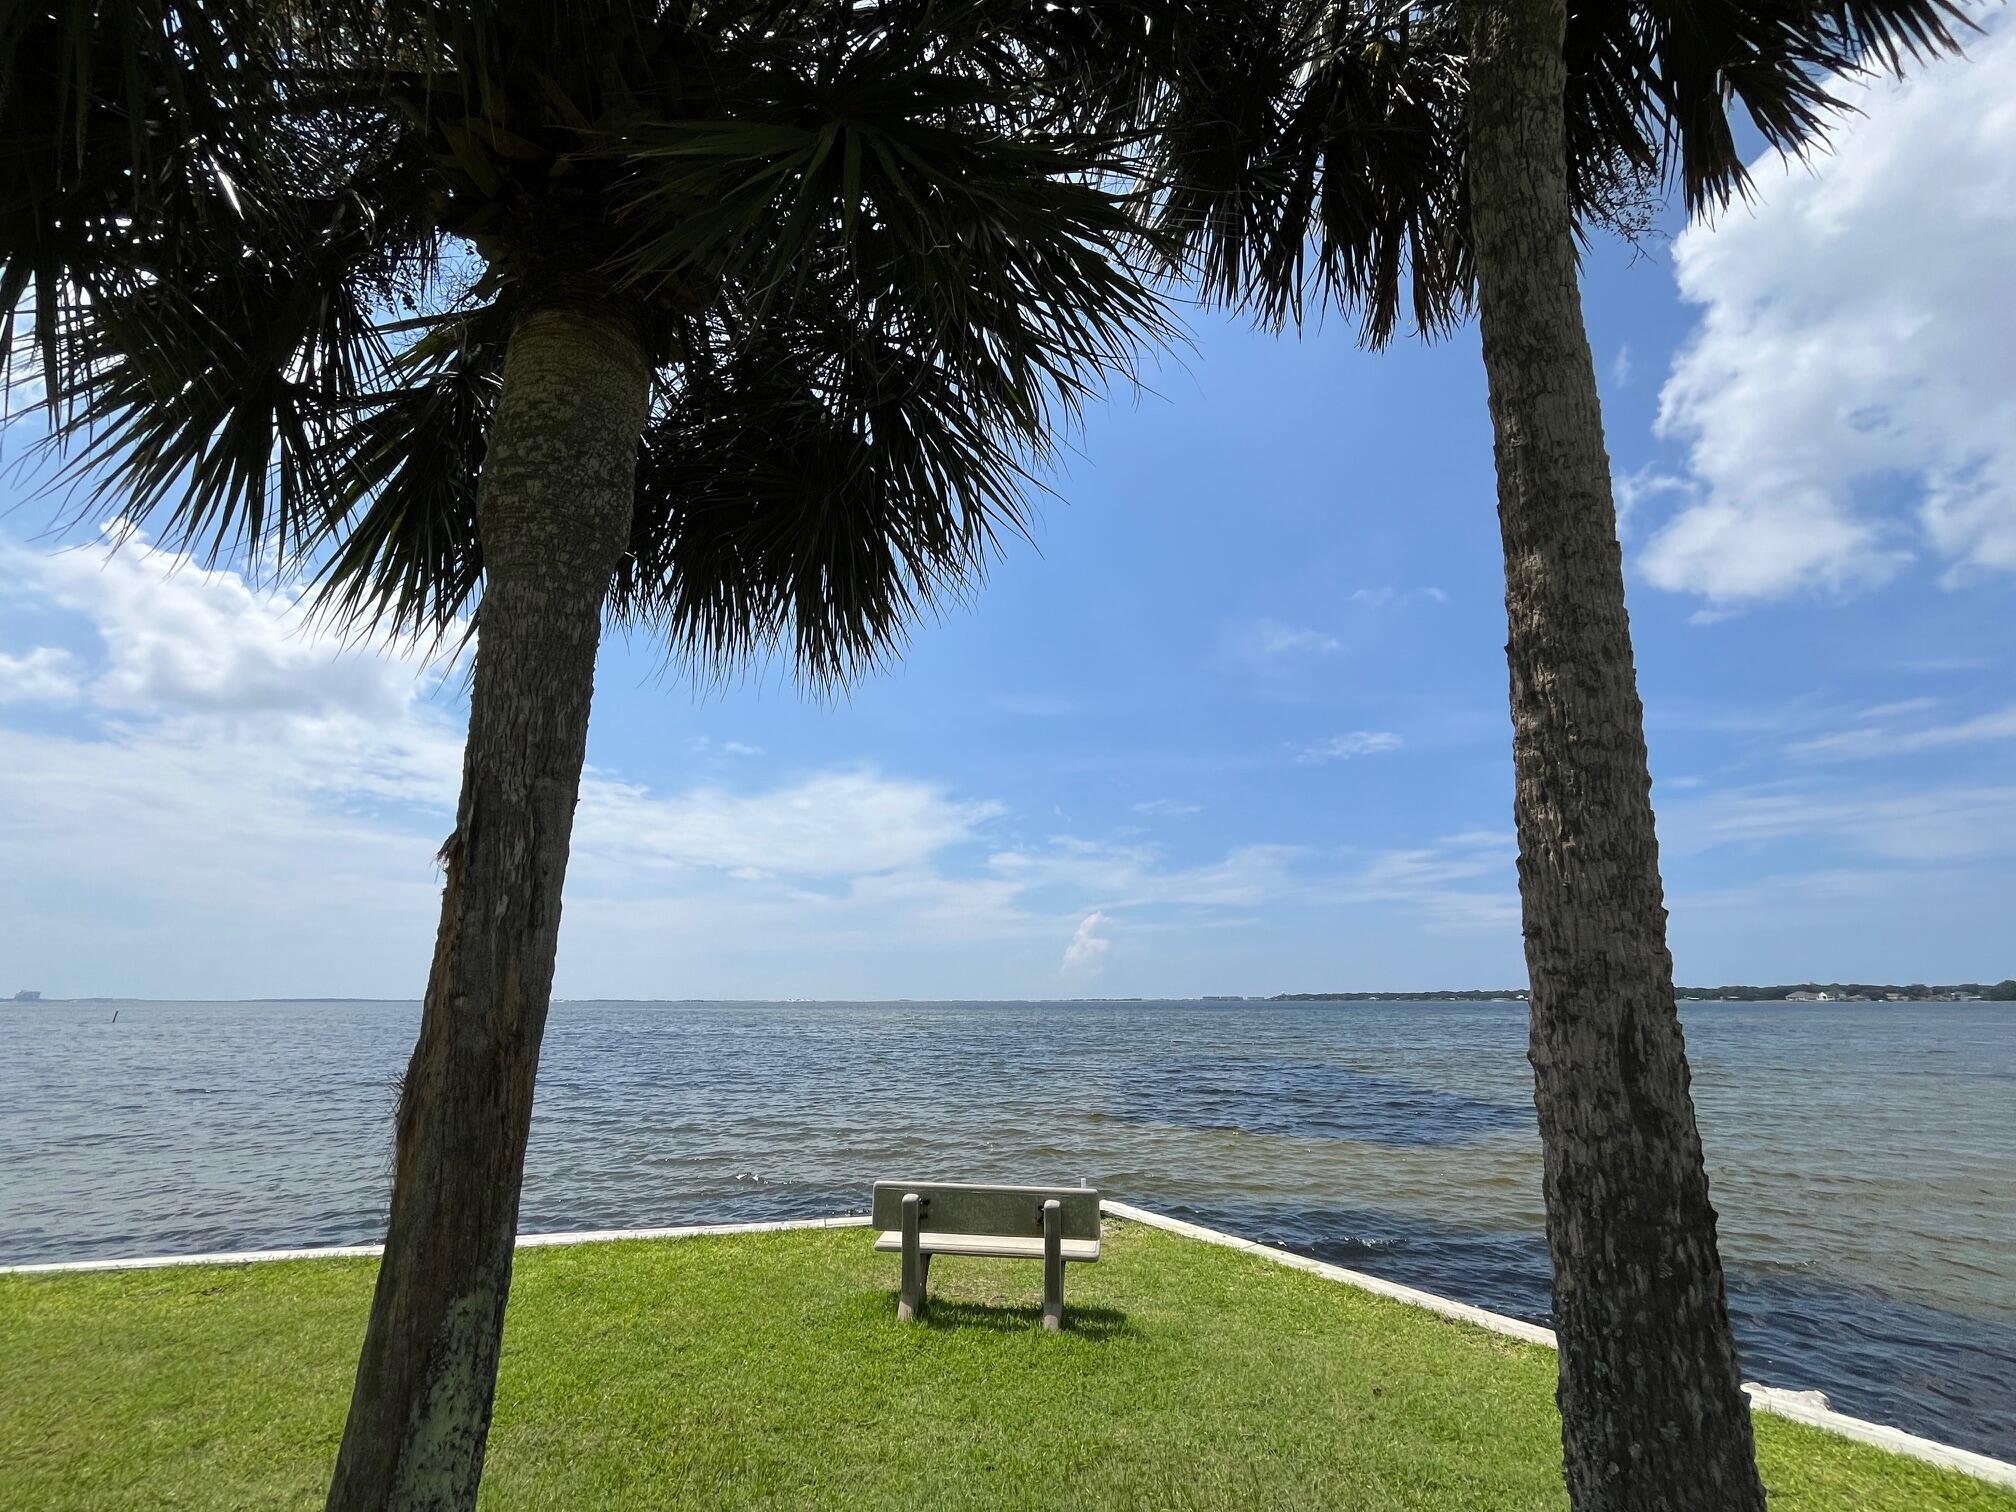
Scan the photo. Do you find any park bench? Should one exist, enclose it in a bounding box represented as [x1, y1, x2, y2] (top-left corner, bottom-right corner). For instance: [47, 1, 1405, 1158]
[871, 1180, 1102, 1331]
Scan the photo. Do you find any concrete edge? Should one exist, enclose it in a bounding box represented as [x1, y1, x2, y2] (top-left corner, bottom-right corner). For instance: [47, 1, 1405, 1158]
[1098, 1200, 2016, 1493]
[1100, 1199, 1560, 1347]
[0, 1214, 872, 1276]
[5, 1200, 2010, 1491]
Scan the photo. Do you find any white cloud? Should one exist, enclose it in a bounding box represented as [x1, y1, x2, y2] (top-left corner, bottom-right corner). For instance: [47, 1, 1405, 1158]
[1641, 20, 2016, 604]
[991, 693, 1084, 718]
[991, 838, 1309, 916]
[1228, 618, 1342, 659]
[1348, 587, 1446, 610]
[1337, 830, 1521, 932]
[0, 541, 471, 955]
[984, 829, 1519, 940]
[1295, 730, 1403, 763]
[1060, 911, 1112, 976]
[1892, 656, 1990, 675]
[21, 533, 453, 722]
[1611, 344, 1632, 388]
[688, 736, 766, 759]
[1850, 697, 1941, 723]
[1662, 780, 2016, 865]
[1786, 703, 2016, 762]
[1614, 468, 1692, 541]
[0, 535, 1519, 996]
[0, 646, 80, 703]
[1132, 798, 1202, 817]
[570, 770, 1001, 885]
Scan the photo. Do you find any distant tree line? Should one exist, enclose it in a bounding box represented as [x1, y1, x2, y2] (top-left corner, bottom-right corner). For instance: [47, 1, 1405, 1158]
[1273, 982, 2015, 1002]
[1270, 990, 1528, 1002]
[1677, 981, 2016, 1001]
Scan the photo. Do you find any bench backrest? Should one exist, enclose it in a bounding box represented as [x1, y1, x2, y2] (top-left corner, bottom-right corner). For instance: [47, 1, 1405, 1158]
[871, 1180, 1101, 1241]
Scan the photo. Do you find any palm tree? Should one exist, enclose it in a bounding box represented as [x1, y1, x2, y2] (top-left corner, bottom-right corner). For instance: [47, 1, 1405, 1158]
[3, 4, 1163, 1507]
[1091, 2, 1965, 1507]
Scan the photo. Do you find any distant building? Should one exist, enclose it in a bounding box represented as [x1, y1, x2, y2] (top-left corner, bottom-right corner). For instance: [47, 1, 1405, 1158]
[12, 989, 42, 1002]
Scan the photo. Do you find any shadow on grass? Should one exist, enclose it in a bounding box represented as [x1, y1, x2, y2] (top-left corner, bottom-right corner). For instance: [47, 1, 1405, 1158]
[894, 1294, 1137, 1341]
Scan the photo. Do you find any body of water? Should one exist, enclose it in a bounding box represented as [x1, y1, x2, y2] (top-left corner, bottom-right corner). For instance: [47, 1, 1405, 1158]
[2, 997, 2010, 1458]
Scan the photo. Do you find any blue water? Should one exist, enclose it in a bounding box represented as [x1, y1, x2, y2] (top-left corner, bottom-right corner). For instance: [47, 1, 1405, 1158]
[2, 997, 2011, 1459]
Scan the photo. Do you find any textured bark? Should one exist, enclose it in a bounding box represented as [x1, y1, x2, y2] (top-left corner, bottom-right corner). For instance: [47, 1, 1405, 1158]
[326, 308, 650, 1512]
[1465, 4, 1767, 1509]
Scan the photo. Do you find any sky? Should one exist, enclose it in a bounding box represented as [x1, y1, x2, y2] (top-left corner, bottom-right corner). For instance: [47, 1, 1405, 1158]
[3, 23, 2012, 1001]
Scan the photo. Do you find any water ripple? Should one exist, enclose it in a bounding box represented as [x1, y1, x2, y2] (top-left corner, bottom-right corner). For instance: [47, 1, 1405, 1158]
[2, 997, 2011, 1459]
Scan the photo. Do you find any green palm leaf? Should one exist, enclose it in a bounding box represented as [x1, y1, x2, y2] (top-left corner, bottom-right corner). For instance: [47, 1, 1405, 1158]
[6, 0, 1170, 683]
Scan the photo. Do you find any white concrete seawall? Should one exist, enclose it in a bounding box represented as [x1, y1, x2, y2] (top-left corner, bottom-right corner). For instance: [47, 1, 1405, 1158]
[0, 1214, 872, 1275]
[4, 1202, 2010, 1492]
[1101, 1201, 2016, 1492]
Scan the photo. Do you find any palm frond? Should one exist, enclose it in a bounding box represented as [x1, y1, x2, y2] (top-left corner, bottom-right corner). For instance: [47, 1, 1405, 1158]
[613, 296, 1042, 686]
[1, 0, 268, 417]
[598, 1, 1172, 680]
[4, 2, 448, 575]
[308, 303, 507, 643]
[1266, 4, 1470, 340]
[9, 0, 1171, 686]
[41, 127, 442, 569]
[1123, 1, 1470, 345]
[1614, 0, 1971, 214]
[1123, 0, 1970, 338]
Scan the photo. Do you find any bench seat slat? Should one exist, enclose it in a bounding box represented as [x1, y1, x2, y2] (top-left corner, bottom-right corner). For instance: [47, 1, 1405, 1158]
[873, 1230, 1101, 1263]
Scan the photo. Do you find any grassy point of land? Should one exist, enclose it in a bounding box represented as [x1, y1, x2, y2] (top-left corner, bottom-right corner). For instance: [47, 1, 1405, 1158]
[2, 1220, 2008, 1510]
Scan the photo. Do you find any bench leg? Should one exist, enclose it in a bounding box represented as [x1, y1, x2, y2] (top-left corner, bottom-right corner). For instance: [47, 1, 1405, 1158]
[1042, 1198, 1064, 1332]
[898, 1191, 923, 1322]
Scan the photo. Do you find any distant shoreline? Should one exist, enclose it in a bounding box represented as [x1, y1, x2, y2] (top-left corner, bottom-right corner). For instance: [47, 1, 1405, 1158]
[10, 985, 2012, 1007]
[1272, 981, 2015, 1004]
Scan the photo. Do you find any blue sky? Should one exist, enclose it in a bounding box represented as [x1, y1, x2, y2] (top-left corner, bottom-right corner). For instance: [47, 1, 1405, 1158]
[3, 24, 2011, 1001]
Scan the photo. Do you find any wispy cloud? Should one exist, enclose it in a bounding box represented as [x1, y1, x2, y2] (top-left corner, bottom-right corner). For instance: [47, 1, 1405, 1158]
[1334, 831, 1522, 932]
[1227, 618, 1343, 660]
[1662, 780, 2016, 865]
[687, 736, 766, 759]
[0, 535, 1520, 996]
[992, 692, 1084, 718]
[1850, 698, 1941, 723]
[571, 771, 1002, 886]
[1132, 798, 1203, 817]
[1891, 656, 1991, 675]
[1347, 587, 1447, 610]
[1786, 704, 2016, 762]
[988, 838, 1304, 913]
[1295, 731, 1403, 763]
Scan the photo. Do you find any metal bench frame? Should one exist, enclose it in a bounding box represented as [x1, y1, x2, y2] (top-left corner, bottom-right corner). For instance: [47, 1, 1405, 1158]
[870, 1180, 1101, 1331]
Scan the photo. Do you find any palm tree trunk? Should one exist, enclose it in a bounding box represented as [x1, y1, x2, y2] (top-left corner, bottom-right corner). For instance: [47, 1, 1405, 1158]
[1464, 4, 1766, 1509]
[326, 307, 650, 1512]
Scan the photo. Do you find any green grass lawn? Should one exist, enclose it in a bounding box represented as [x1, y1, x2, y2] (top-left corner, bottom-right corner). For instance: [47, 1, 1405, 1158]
[2, 1219, 2008, 1510]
